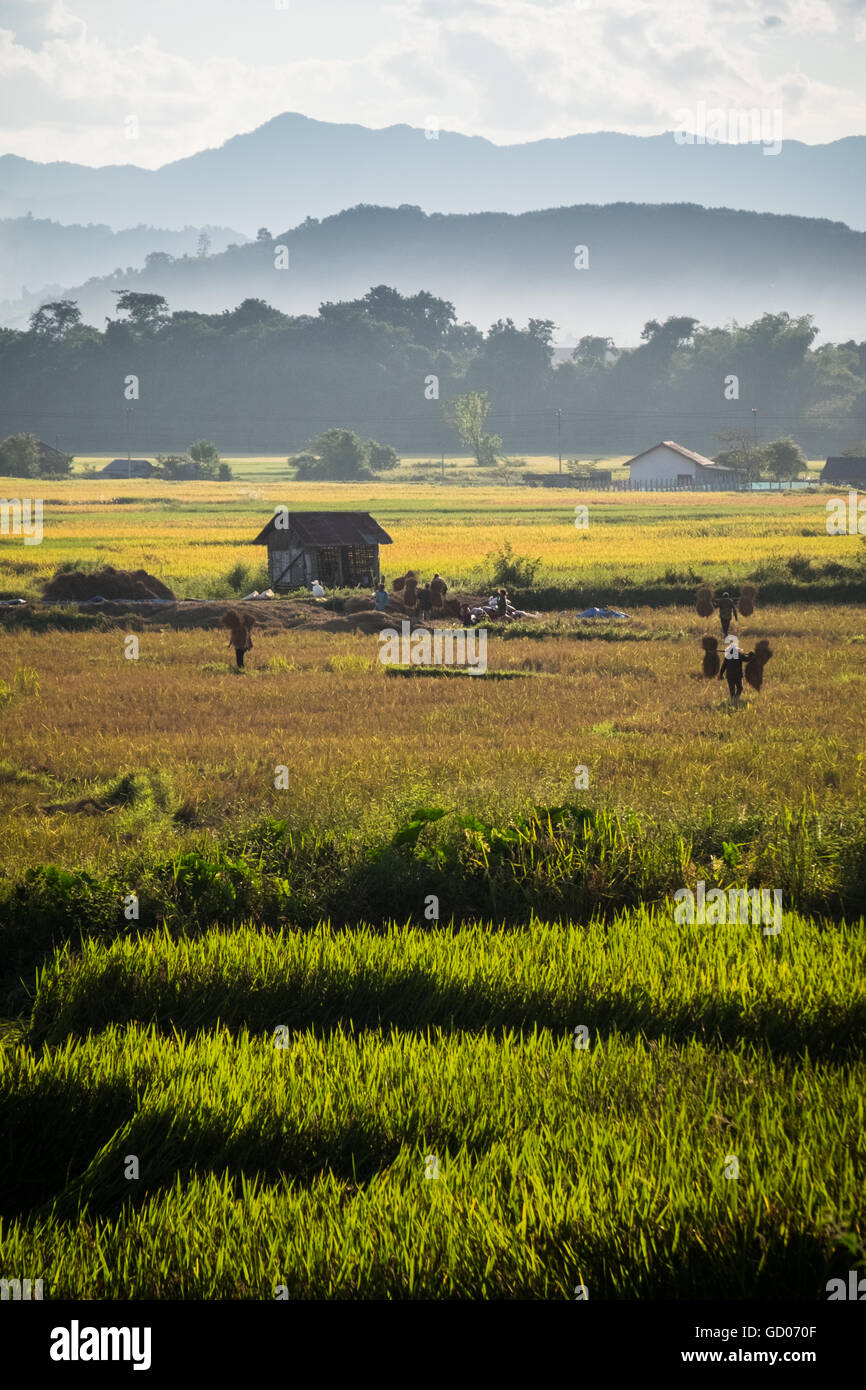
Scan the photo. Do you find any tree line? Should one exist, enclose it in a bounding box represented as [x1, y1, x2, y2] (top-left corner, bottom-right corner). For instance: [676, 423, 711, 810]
[0, 287, 864, 462]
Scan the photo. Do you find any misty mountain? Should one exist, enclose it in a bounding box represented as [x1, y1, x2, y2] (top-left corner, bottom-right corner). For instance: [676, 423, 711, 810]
[7, 202, 863, 347]
[1, 114, 864, 236]
[0, 216, 246, 309]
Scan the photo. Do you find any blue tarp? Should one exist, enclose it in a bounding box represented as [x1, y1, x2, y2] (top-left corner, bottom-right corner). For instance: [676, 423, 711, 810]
[575, 606, 629, 619]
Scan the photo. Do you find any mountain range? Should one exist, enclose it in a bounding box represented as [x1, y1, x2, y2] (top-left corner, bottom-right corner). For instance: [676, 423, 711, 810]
[1, 114, 864, 235]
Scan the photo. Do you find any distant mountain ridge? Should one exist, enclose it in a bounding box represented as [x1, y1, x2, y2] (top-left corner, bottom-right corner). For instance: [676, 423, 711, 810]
[0, 216, 246, 305]
[1, 114, 864, 234]
[5, 201, 862, 345]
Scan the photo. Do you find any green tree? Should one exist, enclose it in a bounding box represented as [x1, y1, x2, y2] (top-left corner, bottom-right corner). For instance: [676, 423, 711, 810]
[111, 291, 169, 333]
[292, 429, 372, 480]
[189, 440, 220, 470]
[361, 285, 457, 348]
[764, 436, 807, 480]
[572, 335, 615, 367]
[367, 441, 400, 471]
[640, 316, 699, 349]
[0, 433, 40, 477]
[443, 390, 503, 466]
[155, 453, 195, 479]
[29, 300, 81, 341]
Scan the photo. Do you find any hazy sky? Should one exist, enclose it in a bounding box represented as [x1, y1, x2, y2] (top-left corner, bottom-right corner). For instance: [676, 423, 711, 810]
[1, 0, 865, 167]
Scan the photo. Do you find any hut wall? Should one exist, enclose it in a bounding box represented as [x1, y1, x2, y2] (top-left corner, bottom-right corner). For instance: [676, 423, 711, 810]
[268, 544, 306, 588]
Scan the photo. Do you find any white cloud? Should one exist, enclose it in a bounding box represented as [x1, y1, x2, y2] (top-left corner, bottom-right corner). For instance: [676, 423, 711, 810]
[0, 0, 863, 166]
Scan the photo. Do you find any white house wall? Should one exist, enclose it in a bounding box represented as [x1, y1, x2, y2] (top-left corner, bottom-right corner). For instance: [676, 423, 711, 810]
[629, 447, 696, 483]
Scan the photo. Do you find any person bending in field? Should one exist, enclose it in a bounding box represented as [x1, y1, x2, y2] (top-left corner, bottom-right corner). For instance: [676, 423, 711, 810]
[221, 608, 255, 670]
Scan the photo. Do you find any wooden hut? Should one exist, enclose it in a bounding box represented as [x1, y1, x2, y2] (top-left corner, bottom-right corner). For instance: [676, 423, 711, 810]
[251, 510, 393, 590]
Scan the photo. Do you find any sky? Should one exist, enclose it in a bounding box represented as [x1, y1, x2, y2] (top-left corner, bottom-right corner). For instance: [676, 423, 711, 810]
[1, 0, 865, 167]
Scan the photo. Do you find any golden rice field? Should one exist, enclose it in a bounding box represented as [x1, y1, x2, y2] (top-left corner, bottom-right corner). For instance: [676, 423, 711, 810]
[0, 461, 853, 600]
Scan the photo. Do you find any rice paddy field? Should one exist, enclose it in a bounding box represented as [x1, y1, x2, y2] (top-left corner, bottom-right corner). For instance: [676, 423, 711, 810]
[0, 456, 850, 602]
[0, 465, 864, 1302]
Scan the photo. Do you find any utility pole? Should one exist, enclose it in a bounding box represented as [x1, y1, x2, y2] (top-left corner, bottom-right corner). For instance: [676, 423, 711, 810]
[126, 406, 132, 478]
[556, 408, 562, 474]
[751, 407, 758, 447]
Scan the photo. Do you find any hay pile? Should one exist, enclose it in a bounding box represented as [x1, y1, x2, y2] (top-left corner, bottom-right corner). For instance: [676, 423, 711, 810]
[43, 567, 175, 602]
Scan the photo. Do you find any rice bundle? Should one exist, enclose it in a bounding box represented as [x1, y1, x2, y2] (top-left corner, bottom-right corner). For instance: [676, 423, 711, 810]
[745, 638, 772, 690]
[701, 634, 720, 677]
[696, 587, 714, 618]
[221, 608, 255, 649]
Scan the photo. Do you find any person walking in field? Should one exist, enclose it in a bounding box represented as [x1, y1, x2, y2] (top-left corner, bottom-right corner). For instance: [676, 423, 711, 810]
[221, 608, 255, 670]
[702, 634, 773, 699]
[715, 591, 738, 637]
[374, 580, 389, 612]
[696, 585, 756, 634]
[719, 640, 747, 698]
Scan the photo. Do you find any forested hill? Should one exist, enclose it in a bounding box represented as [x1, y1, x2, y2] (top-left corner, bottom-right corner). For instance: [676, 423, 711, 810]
[3, 202, 864, 346]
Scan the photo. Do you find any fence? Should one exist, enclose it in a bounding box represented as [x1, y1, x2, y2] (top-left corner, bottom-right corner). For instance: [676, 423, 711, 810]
[543, 477, 820, 493]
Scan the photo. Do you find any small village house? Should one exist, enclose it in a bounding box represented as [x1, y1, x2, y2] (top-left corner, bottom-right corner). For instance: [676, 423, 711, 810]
[625, 441, 737, 489]
[252, 510, 393, 589]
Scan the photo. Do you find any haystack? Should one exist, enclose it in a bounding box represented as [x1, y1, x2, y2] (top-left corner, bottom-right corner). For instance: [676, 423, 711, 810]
[43, 566, 175, 602]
